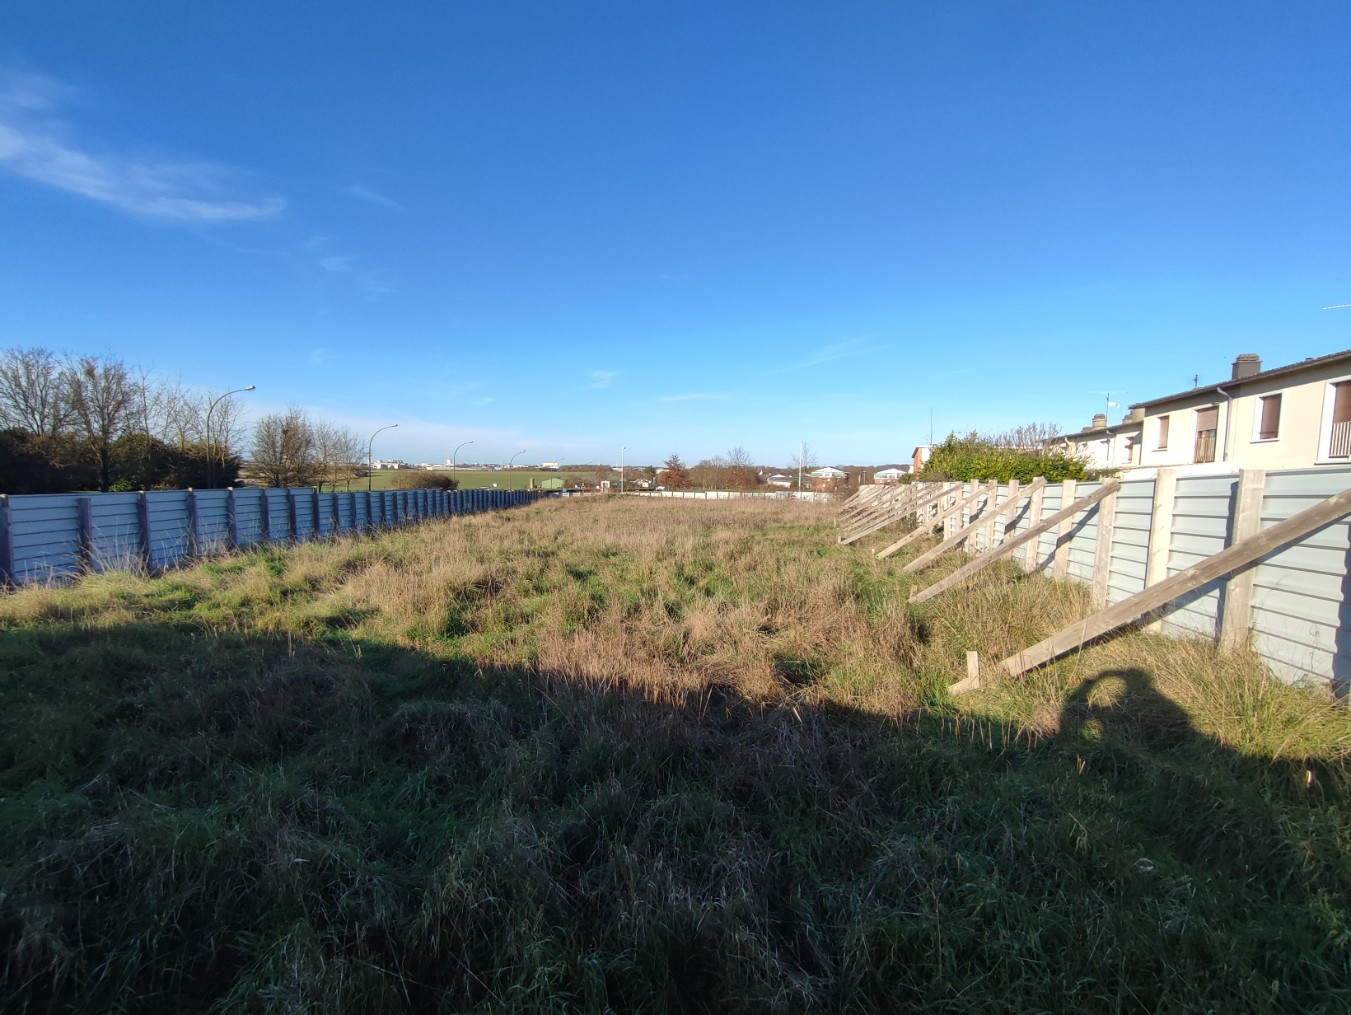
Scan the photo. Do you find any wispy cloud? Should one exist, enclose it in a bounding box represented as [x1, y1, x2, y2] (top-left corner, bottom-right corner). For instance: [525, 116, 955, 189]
[343, 184, 404, 213]
[787, 336, 875, 371]
[658, 392, 729, 402]
[589, 370, 618, 389]
[303, 234, 395, 299]
[0, 68, 284, 222]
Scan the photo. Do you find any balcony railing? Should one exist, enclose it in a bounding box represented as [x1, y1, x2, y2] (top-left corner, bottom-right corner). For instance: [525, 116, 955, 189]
[1193, 430, 1217, 464]
[1330, 420, 1351, 458]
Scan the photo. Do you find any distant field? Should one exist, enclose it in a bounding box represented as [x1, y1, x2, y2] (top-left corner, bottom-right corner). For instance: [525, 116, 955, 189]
[345, 468, 597, 491]
[2, 497, 1347, 1012]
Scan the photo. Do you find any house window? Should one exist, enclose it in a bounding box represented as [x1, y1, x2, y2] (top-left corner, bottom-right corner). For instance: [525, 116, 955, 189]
[1157, 414, 1170, 450]
[1329, 382, 1351, 458]
[1125, 435, 1138, 464]
[1256, 394, 1282, 441]
[1194, 406, 1218, 463]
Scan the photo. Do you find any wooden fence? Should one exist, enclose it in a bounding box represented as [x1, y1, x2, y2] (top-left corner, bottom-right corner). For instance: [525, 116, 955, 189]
[838, 468, 1351, 696]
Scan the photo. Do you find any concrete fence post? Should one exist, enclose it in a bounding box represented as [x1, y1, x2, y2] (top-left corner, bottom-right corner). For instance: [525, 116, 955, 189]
[1091, 484, 1119, 609]
[1022, 478, 1045, 572]
[286, 489, 299, 544]
[259, 489, 272, 542]
[186, 489, 200, 558]
[0, 494, 14, 584]
[77, 496, 94, 572]
[226, 488, 239, 549]
[1144, 468, 1178, 633]
[136, 491, 152, 570]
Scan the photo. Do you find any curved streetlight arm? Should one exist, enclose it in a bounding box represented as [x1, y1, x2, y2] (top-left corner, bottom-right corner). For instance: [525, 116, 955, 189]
[509, 450, 526, 469]
[367, 423, 399, 491]
[453, 439, 474, 471]
[205, 385, 255, 488]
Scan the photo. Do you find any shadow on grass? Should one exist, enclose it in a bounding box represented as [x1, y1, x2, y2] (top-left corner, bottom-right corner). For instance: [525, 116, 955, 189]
[1, 624, 1347, 1014]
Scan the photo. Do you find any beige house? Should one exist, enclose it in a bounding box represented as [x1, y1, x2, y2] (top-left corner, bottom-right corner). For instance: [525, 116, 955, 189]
[1130, 350, 1351, 471]
[1049, 413, 1144, 470]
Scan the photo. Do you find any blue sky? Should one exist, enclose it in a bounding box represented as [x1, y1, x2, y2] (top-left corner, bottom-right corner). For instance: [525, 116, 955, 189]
[2, 1, 1349, 467]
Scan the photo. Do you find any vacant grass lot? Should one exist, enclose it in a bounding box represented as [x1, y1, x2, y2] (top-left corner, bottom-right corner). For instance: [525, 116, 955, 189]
[353, 469, 594, 491]
[2, 497, 1348, 1013]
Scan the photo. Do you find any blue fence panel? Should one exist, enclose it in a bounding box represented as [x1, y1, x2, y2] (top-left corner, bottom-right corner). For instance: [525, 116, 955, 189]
[232, 488, 266, 545]
[86, 493, 142, 572]
[195, 489, 232, 553]
[145, 491, 192, 571]
[9, 493, 82, 582]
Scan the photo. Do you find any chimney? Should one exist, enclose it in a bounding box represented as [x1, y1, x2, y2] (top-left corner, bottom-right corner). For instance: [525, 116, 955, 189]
[1232, 353, 1261, 380]
[1091, 413, 1107, 430]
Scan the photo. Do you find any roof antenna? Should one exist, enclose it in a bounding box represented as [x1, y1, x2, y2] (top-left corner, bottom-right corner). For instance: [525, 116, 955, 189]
[1192, 373, 1199, 388]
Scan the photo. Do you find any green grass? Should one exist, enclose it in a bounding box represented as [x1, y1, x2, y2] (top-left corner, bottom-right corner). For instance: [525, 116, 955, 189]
[1, 498, 1348, 1013]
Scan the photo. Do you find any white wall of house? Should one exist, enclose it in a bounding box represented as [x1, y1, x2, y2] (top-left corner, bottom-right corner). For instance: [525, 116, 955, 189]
[1060, 426, 1142, 469]
[1136, 358, 1351, 471]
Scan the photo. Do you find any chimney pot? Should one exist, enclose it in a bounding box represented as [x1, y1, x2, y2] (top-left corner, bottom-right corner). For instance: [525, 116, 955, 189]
[1232, 353, 1262, 380]
[1091, 413, 1108, 430]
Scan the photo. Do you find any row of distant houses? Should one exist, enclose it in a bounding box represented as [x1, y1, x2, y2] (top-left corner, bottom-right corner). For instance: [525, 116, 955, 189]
[1048, 350, 1351, 474]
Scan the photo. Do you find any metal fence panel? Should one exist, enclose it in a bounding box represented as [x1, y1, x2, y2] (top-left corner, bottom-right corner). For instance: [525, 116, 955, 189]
[1162, 474, 1237, 640]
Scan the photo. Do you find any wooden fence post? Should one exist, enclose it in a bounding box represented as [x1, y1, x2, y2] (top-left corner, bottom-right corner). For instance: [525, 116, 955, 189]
[1022, 478, 1045, 572]
[1144, 468, 1178, 633]
[137, 491, 152, 570]
[980, 479, 1009, 552]
[1220, 469, 1266, 650]
[1053, 478, 1077, 581]
[1091, 484, 1119, 608]
[0, 494, 14, 585]
[186, 489, 200, 558]
[77, 496, 94, 572]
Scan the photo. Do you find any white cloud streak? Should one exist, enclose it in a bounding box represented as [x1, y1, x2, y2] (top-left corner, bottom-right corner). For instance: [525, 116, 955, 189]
[589, 370, 618, 389]
[787, 336, 874, 371]
[0, 69, 283, 223]
[344, 184, 404, 212]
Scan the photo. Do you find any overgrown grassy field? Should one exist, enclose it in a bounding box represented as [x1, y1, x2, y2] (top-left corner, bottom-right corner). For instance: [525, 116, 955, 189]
[2, 497, 1348, 1012]
[355, 469, 594, 491]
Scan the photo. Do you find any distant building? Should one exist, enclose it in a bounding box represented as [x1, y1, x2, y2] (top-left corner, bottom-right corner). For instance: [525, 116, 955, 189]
[766, 473, 793, 488]
[808, 466, 849, 492]
[370, 459, 410, 470]
[912, 445, 933, 472]
[540, 462, 561, 471]
[1046, 413, 1144, 470]
[873, 466, 911, 484]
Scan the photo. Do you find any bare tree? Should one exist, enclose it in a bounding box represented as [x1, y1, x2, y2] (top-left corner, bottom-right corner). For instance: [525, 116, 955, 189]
[313, 420, 363, 491]
[992, 422, 1062, 450]
[725, 446, 758, 490]
[0, 347, 72, 436]
[252, 408, 318, 488]
[65, 356, 138, 491]
[789, 442, 820, 490]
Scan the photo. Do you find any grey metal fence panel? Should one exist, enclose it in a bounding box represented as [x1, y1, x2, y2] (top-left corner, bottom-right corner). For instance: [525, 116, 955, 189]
[1029, 483, 1064, 571]
[1107, 477, 1155, 605]
[1162, 474, 1237, 640]
[264, 489, 289, 542]
[1250, 468, 1351, 688]
[1065, 481, 1102, 585]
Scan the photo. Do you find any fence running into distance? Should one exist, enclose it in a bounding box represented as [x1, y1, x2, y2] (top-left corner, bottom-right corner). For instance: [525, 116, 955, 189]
[843, 466, 1351, 695]
[0, 486, 542, 586]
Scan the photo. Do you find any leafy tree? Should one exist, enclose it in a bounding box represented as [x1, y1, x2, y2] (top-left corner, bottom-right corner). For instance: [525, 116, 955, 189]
[920, 429, 1090, 483]
[658, 453, 694, 490]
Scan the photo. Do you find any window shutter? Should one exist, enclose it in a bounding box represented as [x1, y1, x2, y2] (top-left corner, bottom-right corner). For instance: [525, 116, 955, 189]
[1334, 382, 1351, 425]
[1195, 406, 1218, 431]
[1259, 395, 1281, 439]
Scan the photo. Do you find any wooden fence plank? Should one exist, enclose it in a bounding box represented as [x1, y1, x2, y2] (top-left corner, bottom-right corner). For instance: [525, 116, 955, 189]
[1220, 469, 1266, 651]
[1022, 479, 1045, 573]
[956, 481, 1351, 692]
[838, 484, 919, 542]
[847, 482, 953, 549]
[909, 481, 1121, 605]
[1143, 468, 1178, 633]
[1091, 485, 1118, 608]
[876, 483, 984, 559]
[905, 478, 1045, 573]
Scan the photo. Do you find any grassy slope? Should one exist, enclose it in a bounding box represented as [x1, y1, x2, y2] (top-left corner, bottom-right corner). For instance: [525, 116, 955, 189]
[1, 498, 1348, 1013]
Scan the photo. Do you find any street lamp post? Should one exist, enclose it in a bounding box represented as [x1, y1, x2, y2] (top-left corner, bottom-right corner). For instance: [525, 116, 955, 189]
[367, 423, 398, 492]
[205, 385, 255, 489]
[620, 446, 626, 493]
[509, 450, 525, 470]
[453, 440, 474, 472]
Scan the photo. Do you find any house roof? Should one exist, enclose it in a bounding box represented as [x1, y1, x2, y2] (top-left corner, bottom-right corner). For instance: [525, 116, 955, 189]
[875, 467, 908, 475]
[1129, 348, 1351, 410]
[809, 467, 847, 477]
[1056, 419, 1142, 442]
